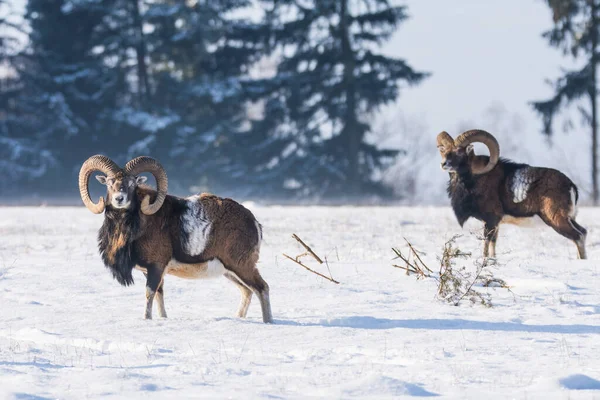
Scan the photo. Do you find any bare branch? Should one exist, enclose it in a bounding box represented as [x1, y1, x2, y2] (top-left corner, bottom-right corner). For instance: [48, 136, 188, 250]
[404, 237, 433, 273]
[392, 246, 431, 278]
[282, 253, 340, 284]
[292, 233, 323, 264]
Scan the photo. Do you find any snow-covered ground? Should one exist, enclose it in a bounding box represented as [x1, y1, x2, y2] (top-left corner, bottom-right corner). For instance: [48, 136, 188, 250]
[0, 205, 599, 399]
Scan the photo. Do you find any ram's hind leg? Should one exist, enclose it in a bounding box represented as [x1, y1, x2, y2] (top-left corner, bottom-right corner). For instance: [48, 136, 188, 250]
[230, 267, 272, 324]
[224, 272, 253, 318]
[250, 272, 272, 324]
[570, 219, 587, 259]
[540, 211, 587, 260]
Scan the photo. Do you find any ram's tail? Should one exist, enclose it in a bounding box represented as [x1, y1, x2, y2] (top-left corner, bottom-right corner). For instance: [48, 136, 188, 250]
[570, 184, 579, 218]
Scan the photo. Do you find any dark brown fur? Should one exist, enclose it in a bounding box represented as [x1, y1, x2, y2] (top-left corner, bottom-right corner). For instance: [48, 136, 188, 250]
[98, 184, 272, 322]
[442, 148, 587, 259]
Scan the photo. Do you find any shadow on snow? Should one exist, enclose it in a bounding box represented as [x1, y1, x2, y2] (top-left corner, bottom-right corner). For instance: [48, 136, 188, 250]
[273, 316, 600, 334]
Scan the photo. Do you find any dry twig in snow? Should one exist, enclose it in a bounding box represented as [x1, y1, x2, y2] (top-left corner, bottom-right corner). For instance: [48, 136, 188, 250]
[283, 234, 339, 284]
[393, 235, 511, 307]
[292, 233, 324, 264]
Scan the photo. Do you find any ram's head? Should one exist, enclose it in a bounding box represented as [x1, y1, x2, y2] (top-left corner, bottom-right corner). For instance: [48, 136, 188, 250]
[436, 130, 500, 175]
[78, 155, 168, 215]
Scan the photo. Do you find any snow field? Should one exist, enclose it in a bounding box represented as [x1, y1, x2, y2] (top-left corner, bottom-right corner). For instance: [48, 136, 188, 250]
[0, 206, 599, 399]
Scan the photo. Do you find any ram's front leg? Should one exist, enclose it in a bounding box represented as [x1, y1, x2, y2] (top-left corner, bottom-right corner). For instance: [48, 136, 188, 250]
[144, 265, 166, 320]
[483, 221, 499, 259]
[155, 280, 167, 318]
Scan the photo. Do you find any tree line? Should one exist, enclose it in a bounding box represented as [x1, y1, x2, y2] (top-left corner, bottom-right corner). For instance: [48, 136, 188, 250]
[1, 0, 599, 204]
[0, 0, 427, 201]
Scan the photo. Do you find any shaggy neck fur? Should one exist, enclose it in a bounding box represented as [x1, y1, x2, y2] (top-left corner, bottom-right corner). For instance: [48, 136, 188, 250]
[447, 170, 478, 227]
[98, 200, 142, 286]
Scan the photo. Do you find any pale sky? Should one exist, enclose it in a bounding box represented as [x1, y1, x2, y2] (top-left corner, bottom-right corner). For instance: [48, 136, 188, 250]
[382, 0, 572, 137]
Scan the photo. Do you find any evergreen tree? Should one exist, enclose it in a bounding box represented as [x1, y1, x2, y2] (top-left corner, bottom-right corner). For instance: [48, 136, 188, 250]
[10, 0, 123, 193]
[12, 0, 185, 191]
[0, 0, 18, 60]
[9, 0, 265, 195]
[89, 0, 180, 166]
[236, 0, 428, 199]
[0, 0, 54, 194]
[141, 0, 266, 193]
[0, 0, 20, 114]
[532, 0, 600, 204]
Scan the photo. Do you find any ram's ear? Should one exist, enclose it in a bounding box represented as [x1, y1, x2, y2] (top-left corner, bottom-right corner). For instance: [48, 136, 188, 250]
[95, 175, 108, 185]
[136, 176, 147, 185]
[465, 144, 474, 155]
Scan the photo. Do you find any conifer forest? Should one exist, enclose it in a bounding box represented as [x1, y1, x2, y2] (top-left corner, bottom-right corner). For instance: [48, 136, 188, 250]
[1, 0, 429, 201]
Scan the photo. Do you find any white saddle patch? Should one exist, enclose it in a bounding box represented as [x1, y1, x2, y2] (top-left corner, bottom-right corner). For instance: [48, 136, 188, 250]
[182, 195, 212, 256]
[166, 258, 225, 280]
[511, 168, 532, 203]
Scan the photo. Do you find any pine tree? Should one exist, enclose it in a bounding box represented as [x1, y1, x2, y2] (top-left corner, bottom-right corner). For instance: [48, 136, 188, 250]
[13, 0, 182, 191]
[10, 0, 125, 193]
[0, 0, 19, 60]
[140, 0, 267, 192]
[0, 0, 21, 113]
[532, 0, 600, 204]
[0, 0, 55, 194]
[236, 0, 428, 200]
[90, 0, 180, 165]
[9, 0, 265, 195]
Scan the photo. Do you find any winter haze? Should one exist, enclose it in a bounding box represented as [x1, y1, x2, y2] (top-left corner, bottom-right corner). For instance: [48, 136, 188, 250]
[0, 0, 591, 204]
[1, 2, 600, 400]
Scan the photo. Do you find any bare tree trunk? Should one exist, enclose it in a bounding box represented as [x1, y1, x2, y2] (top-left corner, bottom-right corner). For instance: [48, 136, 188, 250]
[131, 0, 150, 106]
[340, 0, 360, 191]
[592, 80, 598, 205]
[592, 0, 599, 205]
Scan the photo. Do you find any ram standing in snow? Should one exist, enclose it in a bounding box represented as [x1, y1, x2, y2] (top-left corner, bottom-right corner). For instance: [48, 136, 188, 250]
[78, 155, 272, 322]
[437, 129, 587, 259]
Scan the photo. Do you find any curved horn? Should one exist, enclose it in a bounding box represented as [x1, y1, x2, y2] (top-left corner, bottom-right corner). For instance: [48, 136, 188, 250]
[124, 156, 168, 215]
[436, 131, 454, 153]
[78, 155, 121, 214]
[454, 129, 500, 175]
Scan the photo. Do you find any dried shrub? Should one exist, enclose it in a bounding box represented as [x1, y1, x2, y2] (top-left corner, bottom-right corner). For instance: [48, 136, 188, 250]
[393, 235, 511, 307]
